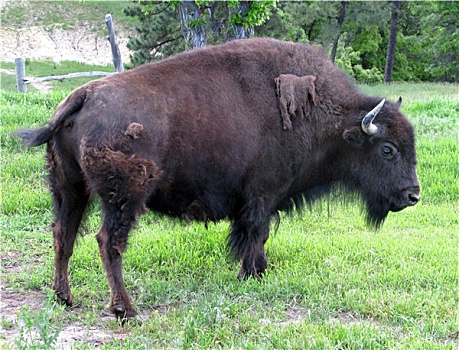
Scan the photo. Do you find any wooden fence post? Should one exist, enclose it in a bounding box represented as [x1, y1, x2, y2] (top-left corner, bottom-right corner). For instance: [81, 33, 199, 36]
[15, 57, 27, 93]
[105, 14, 123, 73]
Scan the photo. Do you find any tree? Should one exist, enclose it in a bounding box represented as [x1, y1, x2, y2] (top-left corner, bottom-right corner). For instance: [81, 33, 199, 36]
[124, 1, 456, 82]
[124, 1, 182, 65]
[384, 0, 400, 83]
[279, 2, 388, 82]
[125, 0, 276, 65]
[280, 1, 338, 44]
[420, 1, 459, 82]
[229, 1, 254, 39]
[330, 1, 347, 63]
[178, 1, 206, 50]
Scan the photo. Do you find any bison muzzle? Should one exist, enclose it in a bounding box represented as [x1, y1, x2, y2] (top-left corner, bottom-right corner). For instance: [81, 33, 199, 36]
[13, 38, 420, 320]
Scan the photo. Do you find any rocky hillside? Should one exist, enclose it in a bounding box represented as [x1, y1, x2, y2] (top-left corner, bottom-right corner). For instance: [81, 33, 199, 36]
[0, 0, 135, 65]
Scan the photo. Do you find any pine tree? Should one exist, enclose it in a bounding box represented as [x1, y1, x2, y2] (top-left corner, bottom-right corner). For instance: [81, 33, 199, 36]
[124, 2, 183, 65]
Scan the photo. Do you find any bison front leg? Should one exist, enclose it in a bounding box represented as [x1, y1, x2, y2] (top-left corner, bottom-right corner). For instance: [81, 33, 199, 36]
[229, 200, 271, 279]
[237, 229, 270, 279]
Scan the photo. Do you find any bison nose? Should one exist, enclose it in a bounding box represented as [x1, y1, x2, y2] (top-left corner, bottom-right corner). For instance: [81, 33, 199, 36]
[408, 192, 420, 205]
[405, 187, 420, 206]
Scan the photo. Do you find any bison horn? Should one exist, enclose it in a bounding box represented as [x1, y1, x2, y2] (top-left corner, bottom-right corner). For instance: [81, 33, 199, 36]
[361, 99, 385, 136]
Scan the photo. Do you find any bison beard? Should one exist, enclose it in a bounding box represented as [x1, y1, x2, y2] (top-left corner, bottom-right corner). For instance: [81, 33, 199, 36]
[12, 38, 420, 321]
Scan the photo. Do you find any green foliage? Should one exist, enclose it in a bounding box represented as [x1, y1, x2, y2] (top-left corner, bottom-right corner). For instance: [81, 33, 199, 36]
[274, 1, 457, 83]
[350, 27, 382, 55]
[257, 7, 308, 43]
[2, 1, 457, 82]
[126, 1, 277, 64]
[124, 1, 183, 65]
[186, 17, 207, 29]
[394, 1, 458, 83]
[162, 0, 182, 11]
[243, 1, 277, 28]
[335, 40, 384, 84]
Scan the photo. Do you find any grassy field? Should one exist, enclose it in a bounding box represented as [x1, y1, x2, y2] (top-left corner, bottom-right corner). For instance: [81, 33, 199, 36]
[0, 76, 458, 349]
[1, 60, 115, 93]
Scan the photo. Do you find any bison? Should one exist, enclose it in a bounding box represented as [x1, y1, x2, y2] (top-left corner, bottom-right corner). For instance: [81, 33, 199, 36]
[13, 38, 420, 320]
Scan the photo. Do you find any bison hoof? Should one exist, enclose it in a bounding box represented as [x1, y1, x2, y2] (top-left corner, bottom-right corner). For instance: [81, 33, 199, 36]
[54, 291, 73, 306]
[255, 257, 268, 275]
[237, 266, 262, 280]
[237, 272, 261, 280]
[110, 305, 138, 322]
[237, 257, 267, 280]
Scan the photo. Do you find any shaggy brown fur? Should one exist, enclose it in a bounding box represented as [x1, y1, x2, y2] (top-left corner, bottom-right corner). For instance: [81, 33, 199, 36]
[275, 74, 317, 130]
[124, 122, 144, 139]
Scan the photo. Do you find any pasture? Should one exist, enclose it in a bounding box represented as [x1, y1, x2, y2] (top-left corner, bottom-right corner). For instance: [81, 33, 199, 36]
[0, 77, 458, 348]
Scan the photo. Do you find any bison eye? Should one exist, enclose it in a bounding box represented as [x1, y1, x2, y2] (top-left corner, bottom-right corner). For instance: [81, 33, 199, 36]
[382, 144, 397, 160]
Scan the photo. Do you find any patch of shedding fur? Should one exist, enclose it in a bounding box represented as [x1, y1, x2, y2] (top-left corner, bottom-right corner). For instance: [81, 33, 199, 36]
[125, 122, 144, 139]
[275, 74, 317, 130]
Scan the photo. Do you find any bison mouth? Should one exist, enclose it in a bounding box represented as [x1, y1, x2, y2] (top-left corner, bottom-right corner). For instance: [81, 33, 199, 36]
[389, 187, 421, 212]
[364, 187, 420, 228]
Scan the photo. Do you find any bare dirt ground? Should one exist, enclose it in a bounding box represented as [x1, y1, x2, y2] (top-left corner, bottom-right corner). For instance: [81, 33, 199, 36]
[0, 248, 129, 348]
[0, 289, 129, 349]
[0, 250, 131, 349]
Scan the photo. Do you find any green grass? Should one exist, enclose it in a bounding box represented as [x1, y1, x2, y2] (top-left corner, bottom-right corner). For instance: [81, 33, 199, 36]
[359, 82, 459, 102]
[1, 60, 115, 92]
[1, 83, 458, 349]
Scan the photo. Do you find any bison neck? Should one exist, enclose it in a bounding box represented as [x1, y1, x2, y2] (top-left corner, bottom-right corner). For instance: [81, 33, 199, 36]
[286, 138, 352, 205]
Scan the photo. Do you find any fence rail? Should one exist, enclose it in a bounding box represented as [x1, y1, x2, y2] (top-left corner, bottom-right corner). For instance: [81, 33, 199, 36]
[15, 14, 123, 93]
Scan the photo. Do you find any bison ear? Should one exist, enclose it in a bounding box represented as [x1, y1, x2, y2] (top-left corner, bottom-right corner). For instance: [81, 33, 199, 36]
[343, 127, 364, 147]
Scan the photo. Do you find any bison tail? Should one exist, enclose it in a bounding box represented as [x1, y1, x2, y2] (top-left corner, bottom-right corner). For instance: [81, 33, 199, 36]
[12, 87, 87, 148]
[11, 127, 54, 147]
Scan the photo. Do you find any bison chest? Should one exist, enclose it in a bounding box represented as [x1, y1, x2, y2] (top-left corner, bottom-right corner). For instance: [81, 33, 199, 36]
[146, 174, 240, 222]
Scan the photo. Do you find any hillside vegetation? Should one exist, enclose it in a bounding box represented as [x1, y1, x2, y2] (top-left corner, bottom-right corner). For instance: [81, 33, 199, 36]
[2, 1, 458, 83]
[0, 1, 136, 65]
[1, 1, 135, 30]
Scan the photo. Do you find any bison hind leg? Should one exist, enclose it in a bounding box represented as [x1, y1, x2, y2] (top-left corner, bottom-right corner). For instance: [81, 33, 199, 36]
[81, 146, 161, 320]
[47, 143, 90, 307]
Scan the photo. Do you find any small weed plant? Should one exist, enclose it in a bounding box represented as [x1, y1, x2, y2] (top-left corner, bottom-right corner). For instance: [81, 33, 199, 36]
[14, 295, 64, 350]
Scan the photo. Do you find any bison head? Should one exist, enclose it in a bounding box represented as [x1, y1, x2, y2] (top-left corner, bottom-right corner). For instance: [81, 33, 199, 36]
[341, 98, 420, 227]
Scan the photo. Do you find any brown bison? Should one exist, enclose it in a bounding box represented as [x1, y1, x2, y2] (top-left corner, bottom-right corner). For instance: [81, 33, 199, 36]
[13, 38, 420, 320]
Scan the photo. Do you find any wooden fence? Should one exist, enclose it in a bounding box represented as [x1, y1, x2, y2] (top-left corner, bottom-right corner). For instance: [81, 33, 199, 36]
[15, 14, 123, 93]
